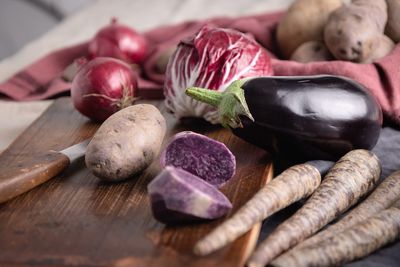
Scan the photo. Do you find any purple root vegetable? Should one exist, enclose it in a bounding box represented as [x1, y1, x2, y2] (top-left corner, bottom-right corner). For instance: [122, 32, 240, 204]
[193, 163, 321, 256]
[271, 199, 400, 267]
[274, 170, 400, 262]
[147, 166, 232, 225]
[247, 149, 381, 267]
[160, 131, 236, 188]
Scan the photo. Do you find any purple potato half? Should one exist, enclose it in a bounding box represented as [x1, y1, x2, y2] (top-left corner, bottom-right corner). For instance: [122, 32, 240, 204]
[148, 166, 232, 225]
[160, 131, 236, 187]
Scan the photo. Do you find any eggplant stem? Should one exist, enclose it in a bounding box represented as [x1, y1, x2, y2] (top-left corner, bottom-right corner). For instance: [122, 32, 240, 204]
[186, 87, 223, 107]
[185, 79, 254, 128]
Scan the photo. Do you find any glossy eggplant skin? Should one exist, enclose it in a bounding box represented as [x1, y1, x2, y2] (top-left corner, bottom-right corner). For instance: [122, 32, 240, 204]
[232, 75, 382, 161]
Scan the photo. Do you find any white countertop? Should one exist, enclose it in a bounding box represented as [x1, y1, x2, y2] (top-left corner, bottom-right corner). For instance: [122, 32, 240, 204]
[0, 0, 293, 151]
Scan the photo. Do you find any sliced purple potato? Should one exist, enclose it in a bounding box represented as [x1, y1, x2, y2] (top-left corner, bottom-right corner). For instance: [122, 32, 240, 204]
[160, 131, 236, 187]
[148, 166, 232, 225]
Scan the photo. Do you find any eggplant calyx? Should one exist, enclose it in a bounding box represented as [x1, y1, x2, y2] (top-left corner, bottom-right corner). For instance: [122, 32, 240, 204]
[185, 87, 223, 108]
[186, 79, 254, 128]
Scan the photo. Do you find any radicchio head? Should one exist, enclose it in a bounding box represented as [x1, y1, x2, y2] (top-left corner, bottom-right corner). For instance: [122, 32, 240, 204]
[164, 25, 273, 124]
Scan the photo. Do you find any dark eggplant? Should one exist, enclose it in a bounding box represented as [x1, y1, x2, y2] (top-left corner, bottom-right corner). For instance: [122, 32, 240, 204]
[186, 75, 382, 162]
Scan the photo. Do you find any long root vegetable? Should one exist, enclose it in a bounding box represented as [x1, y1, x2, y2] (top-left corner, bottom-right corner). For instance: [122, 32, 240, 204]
[247, 149, 381, 267]
[193, 163, 321, 256]
[275, 170, 400, 258]
[271, 198, 400, 267]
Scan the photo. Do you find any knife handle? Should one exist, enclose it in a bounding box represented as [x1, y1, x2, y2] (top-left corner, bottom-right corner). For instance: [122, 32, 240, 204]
[0, 151, 70, 204]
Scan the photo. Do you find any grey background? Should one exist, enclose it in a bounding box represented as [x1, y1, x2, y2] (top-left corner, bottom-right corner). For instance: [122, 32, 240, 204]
[0, 0, 91, 60]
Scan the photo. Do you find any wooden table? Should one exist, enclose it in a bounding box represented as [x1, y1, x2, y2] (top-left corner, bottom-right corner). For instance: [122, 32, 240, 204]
[0, 98, 273, 267]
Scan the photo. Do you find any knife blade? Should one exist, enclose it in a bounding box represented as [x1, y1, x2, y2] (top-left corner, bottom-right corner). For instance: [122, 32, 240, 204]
[0, 139, 90, 204]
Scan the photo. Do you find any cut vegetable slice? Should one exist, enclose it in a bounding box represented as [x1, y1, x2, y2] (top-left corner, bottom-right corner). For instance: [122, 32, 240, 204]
[148, 166, 232, 224]
[160, 131, 236, 187]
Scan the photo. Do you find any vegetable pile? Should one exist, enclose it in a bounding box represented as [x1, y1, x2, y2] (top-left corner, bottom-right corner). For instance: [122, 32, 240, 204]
[274, 199, 400, 267]
[71, 19, 151, 121]
[277, 0, 342, 59]
[272, 170, 400, 266]
[66, 5, 400, 265]
[164, 25, 273, 124]
[278, 0, 398, 63]
[248, 149, 381, 267]
[194, 149, 382, 267]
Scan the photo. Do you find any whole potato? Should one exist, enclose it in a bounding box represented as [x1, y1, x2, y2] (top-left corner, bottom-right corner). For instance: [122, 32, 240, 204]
[85, 104, 167, 181]
[385, 0, 400, 42]
[353, 0, 388, 31]
[363, 35, 395, 63]
[277, 0, 342, 59]
[324, 0, 388, 62]
[290, 41, 334, 63]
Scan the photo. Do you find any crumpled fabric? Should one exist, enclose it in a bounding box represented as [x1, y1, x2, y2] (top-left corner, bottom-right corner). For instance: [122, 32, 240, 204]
[1, 11, 399, 125]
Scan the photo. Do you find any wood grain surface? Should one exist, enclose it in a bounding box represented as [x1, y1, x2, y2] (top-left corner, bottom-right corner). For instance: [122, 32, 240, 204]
[0, 97, 272, 267]
[0, 151, 70, 204]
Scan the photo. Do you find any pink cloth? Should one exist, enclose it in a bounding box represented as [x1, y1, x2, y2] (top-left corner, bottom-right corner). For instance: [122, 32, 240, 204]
[1, 11, 399, 124]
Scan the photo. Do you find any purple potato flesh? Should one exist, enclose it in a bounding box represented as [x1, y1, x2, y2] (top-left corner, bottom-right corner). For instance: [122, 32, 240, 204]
[148, 166, 232, 225]
[160, 131, 236, 187]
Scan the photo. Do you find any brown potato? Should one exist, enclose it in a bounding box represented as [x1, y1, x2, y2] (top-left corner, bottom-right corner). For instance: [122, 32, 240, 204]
[290, 41, 334, 63]
[324, 0, 388, 62]
[277, 0, 342, 59]
[385, 0, 400, 42]
[362, 35, 395, 63]
[85, 104, 166, 181]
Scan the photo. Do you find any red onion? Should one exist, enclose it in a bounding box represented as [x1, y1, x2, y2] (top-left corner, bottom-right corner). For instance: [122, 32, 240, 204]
[164, 25, 273, 124]
[89, 18, 148, 64]
[71, 57, 138, 122]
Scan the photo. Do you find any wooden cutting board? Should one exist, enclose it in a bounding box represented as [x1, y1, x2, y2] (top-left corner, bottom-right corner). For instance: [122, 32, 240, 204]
[0, 97, 272, 267]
